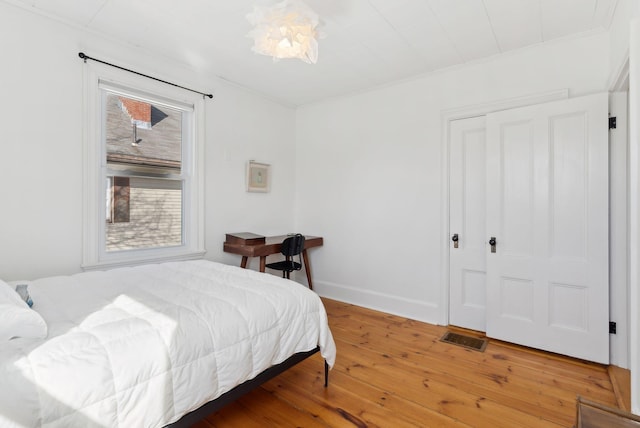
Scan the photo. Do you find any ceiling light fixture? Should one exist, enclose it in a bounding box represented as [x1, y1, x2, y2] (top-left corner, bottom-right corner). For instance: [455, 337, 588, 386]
[247, 0, 320, 64]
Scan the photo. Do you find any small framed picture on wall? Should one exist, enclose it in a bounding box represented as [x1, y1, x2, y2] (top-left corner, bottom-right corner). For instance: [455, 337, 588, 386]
[246, 161, 270, 193]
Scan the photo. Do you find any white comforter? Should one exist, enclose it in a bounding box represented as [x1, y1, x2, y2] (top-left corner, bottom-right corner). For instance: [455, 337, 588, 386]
[0, 260, 336, 428]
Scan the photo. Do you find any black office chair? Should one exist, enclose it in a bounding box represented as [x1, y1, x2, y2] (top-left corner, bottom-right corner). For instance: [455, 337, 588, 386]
[265, 234, 305, 280]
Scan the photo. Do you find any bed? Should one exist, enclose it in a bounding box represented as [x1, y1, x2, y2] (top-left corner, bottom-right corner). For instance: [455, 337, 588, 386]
[0, 260, 336, 427]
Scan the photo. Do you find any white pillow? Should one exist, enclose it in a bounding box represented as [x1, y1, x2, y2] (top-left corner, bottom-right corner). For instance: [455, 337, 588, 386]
[0, 279, 47, 341]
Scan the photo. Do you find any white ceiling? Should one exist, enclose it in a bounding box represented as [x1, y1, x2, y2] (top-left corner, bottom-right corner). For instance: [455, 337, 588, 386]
[8, 0, 619, 106]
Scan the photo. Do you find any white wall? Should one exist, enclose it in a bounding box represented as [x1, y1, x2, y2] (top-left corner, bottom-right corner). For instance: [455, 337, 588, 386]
[295, 33, 611, 324]
[629, 16, 640, 416]
[206, 81, 298, 269]
[0, 2, 296, 280]
[609, 0, 639, 87]
[610, 1, 640, 406]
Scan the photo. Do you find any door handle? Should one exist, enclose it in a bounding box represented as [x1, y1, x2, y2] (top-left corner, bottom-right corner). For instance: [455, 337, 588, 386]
[489, 237, 496, 253]
[452, 233, 459, 249]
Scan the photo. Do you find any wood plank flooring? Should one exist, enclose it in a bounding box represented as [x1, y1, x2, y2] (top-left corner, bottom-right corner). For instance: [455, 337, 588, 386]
[195, 298, 620, 427]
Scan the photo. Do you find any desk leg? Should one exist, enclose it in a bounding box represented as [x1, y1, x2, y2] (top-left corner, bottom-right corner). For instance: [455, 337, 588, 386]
[302, 249, 313, 290]
[260, 256, 266, 272]
[240, 256, 249, 269]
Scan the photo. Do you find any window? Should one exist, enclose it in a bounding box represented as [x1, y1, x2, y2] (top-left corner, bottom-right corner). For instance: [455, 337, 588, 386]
[83, 65, 205, 269]
[105, 93, 184, 251]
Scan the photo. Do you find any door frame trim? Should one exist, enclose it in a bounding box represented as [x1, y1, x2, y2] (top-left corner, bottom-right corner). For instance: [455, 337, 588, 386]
[439, 89, 569, 325]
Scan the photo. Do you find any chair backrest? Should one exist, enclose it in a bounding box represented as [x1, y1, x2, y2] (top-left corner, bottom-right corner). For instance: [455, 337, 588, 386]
[281, 234, 305, 257]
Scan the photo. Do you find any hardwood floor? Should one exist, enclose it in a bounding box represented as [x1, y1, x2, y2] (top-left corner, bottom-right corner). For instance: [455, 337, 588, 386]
[195, 298, 620, 427]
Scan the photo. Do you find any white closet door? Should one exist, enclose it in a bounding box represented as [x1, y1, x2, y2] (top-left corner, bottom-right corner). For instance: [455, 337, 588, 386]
[485, 93, 609, 364]
[449, 116, 487, 331]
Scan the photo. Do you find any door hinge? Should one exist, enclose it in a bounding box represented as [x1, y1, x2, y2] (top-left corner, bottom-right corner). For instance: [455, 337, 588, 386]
[609, 116, 617, 129]
[609, 321, 617, 334]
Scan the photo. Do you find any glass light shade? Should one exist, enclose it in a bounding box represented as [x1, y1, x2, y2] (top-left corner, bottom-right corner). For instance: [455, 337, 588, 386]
[247, 0, 320, 64]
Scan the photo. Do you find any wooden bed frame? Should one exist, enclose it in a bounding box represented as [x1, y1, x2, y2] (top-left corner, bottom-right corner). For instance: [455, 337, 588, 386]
[166, 346, 329, 427]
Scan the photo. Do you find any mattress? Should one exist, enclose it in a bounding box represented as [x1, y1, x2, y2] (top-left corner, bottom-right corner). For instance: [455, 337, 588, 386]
[0, 260, 336, 428]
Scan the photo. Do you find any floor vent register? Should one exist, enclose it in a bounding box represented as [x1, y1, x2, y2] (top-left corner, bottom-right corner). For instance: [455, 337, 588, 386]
[440, 331, 488, 352]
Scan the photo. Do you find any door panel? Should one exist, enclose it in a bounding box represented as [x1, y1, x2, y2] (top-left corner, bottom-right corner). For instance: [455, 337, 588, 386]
[449, 116, 487, 331]
[500, 277, 534, 322]
[500, 120, 535, 258]
[485, 93, 609, 364]
[550, 113, 588, 260]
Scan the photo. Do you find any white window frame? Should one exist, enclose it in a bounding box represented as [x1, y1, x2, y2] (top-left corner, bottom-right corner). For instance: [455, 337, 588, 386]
[82, 61, 205, 270]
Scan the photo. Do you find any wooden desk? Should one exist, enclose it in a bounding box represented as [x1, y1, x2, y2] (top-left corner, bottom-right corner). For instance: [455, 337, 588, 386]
[223, 234, 323, 290]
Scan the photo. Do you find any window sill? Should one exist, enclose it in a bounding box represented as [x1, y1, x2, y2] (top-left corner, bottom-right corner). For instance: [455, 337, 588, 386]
[81, 249, 206, 272]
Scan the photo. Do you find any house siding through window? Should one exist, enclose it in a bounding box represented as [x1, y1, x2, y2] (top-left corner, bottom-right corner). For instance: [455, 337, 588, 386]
[106, 177, 182, 251]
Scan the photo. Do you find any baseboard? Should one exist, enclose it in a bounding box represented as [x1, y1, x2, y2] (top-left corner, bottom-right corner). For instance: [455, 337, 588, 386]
[608, 365, 632, 412]
[313, 280, 441, 325]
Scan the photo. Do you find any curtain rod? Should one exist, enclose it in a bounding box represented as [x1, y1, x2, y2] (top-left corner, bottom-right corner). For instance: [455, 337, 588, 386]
[78, 52, 213, 99]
